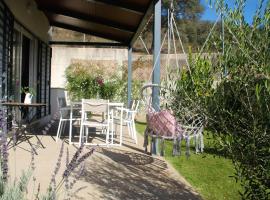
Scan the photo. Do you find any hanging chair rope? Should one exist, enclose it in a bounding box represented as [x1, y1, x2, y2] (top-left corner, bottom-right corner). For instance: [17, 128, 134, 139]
[171, 16, 194, 84]
[170, 13, 180, 70]
[198, 12, 221, 57]
[148, 29, 169, 83]
[139, 36, 150, 55]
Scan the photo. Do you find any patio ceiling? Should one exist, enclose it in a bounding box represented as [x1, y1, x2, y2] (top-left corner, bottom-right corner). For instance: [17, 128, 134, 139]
[35, 0, 153, 46]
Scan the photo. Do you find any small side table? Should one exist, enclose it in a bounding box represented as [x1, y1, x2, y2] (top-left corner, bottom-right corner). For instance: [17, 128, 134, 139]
[1, 102, 46, 154]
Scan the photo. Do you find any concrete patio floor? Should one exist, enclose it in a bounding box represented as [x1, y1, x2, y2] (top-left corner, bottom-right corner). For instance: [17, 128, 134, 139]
[7, 122, 201, 200]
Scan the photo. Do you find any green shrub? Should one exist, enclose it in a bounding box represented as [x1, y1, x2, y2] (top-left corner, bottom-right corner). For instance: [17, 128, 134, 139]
[65, 63, 122, 101]
[167, 0, 270, 199]
[65, 63, 144, 104]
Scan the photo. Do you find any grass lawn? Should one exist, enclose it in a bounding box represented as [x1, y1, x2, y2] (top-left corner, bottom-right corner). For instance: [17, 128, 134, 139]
[135, 121, 241, 200]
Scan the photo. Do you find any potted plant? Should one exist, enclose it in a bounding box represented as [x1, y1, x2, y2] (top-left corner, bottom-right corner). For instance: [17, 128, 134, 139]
[21, 87, 35, 104]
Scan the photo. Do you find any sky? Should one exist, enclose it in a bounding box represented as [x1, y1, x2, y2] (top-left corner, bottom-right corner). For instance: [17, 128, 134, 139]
[201, 0, 267, 23]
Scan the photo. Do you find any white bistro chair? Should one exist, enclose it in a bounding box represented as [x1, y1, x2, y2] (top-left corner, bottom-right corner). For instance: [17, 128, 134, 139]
[122, 100, 140, 144]
[56, 97, 70, 142]
[108, 102, 124, 145]
[79, 99, 110, 146]
[56, 97, 81, 143]
[68, 101, 81, 144]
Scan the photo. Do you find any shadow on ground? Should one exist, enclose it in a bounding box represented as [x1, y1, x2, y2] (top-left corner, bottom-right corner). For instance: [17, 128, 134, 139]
[81, 148, 201, 200]
[11, 120, 201, 199]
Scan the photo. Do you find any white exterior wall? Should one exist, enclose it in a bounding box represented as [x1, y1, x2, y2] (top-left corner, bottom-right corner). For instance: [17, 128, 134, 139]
[51, 46, 128, 88]
[4, 0, 50, 42]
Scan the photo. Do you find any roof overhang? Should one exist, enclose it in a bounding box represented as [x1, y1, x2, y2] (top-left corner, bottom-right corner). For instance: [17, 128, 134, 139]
[35, 0, 154, 47]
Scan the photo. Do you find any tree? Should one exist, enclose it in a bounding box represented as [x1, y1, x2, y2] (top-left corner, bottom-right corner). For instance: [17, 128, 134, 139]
[136, 0, 206, 52]
[162, 0, 204, 20]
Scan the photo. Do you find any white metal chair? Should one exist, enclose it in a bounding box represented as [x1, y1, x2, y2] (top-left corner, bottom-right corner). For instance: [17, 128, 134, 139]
[56, 97, 81, 143]
[123, 100, 140, 144]
[108, 102, 124, 145]
[64, 90, 71, 106]
[79, 99, 110, 146]
[56, 97, 70, 142]
[68, 101, 81, 144]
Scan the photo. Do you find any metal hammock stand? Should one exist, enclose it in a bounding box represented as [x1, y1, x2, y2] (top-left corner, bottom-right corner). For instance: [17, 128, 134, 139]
[138, 1, 224, 156]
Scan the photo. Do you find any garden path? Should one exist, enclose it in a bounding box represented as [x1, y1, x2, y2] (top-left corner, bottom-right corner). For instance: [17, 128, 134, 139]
[8, 122, 201, 200]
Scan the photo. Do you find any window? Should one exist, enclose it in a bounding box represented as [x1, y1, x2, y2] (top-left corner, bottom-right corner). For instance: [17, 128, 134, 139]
[0, 0, 51, 122]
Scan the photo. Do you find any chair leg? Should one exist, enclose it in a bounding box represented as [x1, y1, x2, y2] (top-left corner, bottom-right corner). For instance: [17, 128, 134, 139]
[63, 121, 67, 134]
[132, 120, 138, 144]
[127, 122, 131, 137]
[105, 125, 110, 145]
[126, 121, 131, 136]
[115, 122, 118, 135]
[110, 120, 114, 144]
[69, 119, 72, 144]
[56, 119, 63, 142]
[79, 123, 84, 146]
[129, 121, 134, 139]
[85, 127, 89, 143]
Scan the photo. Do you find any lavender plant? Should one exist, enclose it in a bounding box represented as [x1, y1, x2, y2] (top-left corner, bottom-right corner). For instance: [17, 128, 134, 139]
[0, 107, 95, 199]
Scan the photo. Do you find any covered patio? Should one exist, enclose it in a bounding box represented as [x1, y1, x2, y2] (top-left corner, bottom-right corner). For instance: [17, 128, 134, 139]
[0, 0, 201, 199]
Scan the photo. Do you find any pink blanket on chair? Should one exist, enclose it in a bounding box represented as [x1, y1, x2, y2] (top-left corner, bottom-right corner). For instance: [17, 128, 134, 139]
[148, 110, 181, 137]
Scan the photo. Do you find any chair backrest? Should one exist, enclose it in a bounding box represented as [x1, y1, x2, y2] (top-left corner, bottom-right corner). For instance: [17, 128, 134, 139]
[64, 91, 71, 106]
[57, 97, 68, 119]
[57, 97, 67, 109]
[81, 99, 109, 120]
[131, 100, 140, 112]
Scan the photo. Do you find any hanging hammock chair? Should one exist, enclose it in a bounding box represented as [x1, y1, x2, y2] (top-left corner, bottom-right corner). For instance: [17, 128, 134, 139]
[141, 83, 204, 156]
[137, 1, 223, 156]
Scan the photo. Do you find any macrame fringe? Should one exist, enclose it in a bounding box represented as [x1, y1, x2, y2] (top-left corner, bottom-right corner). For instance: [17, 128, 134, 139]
[160, 138, 165, 156]
[173, 135, 181, 156]
[185, 135, 190, 157]
[143, 127, 149, 153]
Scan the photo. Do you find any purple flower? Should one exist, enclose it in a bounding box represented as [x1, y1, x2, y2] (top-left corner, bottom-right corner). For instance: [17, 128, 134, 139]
[50, 141, 64, 187]
[64, 148, 70, 191]
[76, 148, 95, 166]
[69, 162, 85, 190]
[1, 135, 8, 181]
[63, 145, 84, 178]
[31, 147, 36, 171]
[96, 77, 104, 86]
[63, 147, 95, 179]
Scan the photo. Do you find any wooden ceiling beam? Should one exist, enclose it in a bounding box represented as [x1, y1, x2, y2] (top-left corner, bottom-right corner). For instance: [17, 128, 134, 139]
[130, 1, 153, 46]
[85, 0, 145, 14]
[49, 41, 128, 48]
[38, 5, 136, 33]
[50, 21, 129, 44]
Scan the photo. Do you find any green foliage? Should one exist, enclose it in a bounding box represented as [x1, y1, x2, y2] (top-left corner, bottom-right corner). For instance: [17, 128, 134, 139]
[113, 79, 143, 105]
[65, 63, 143, 104]
[168, 51, 215, 121]
[162, 0, 204, 20]
[20, 87, 36, 96]
[167, 0, 270, 199]
[0, 163, 32, 200]
[65, 63, 120, 101]
[164, 135, 242, 200]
